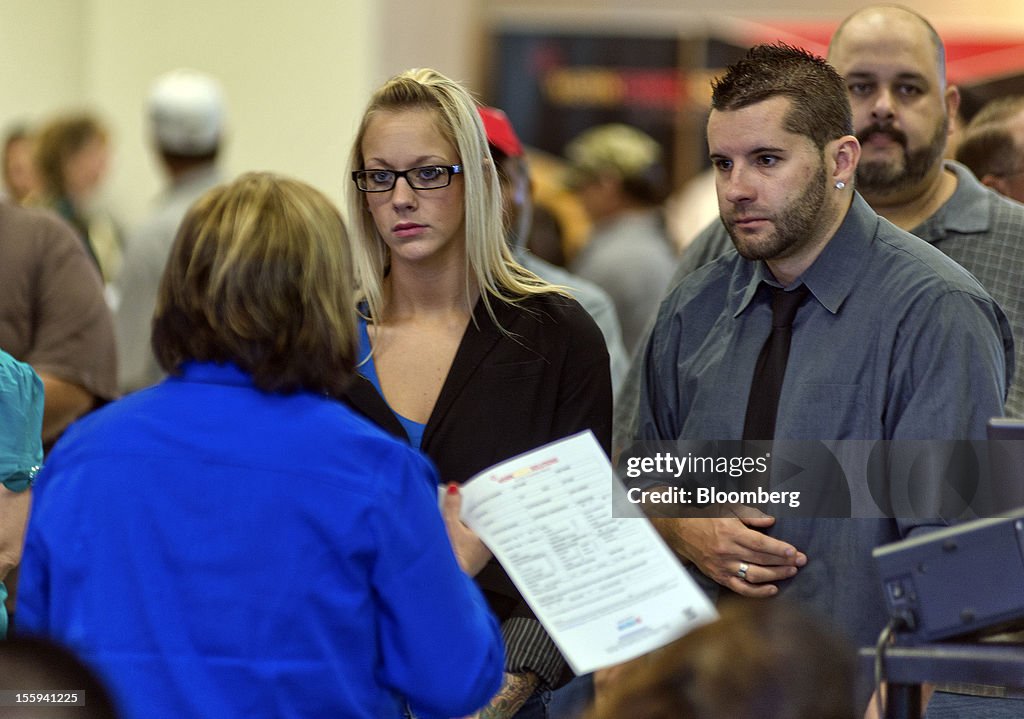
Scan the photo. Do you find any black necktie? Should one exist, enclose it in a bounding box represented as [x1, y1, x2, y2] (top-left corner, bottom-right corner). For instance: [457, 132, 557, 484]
[742, 284, 810, 441]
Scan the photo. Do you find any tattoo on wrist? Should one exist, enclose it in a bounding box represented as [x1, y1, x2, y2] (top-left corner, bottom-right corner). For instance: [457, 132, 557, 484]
[477, 672, 539, 719]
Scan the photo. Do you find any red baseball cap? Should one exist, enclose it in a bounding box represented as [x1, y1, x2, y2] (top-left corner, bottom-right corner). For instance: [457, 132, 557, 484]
[478, 106, 524, 158]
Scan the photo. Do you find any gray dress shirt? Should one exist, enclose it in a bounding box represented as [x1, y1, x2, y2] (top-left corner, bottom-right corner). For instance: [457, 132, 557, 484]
[570, 208, 677, 354]
[637, 194, 1012, 653]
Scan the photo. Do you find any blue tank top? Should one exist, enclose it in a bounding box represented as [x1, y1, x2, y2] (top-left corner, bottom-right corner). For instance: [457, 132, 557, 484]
[357, 318, 427, 450]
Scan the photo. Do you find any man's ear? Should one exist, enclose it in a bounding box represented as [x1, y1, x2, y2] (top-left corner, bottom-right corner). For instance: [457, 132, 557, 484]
[945, 85, 962, 139]
[981, 173, 1010, 197]
[829, 135, 861, 187]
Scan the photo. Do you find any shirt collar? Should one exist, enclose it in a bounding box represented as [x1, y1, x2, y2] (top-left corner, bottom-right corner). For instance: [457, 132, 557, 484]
[173, 360, 254, 387]
[735, 193, 879, 317]
[166, 165, 224, 201]
[911, 160, 992, 237]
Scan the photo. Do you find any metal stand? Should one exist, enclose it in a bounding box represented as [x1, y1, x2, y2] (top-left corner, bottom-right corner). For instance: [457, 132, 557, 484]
[859, 641, 1024, 719]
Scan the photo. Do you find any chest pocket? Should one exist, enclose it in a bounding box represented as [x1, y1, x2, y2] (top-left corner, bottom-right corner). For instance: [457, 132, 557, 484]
[783, 382, 867, 439]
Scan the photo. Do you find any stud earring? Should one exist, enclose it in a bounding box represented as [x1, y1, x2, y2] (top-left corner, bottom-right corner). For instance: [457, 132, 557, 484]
[835, 181, 846, 190]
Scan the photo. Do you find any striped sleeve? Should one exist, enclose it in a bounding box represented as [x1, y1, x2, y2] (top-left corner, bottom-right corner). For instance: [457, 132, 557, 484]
[501, 617, 567, 689]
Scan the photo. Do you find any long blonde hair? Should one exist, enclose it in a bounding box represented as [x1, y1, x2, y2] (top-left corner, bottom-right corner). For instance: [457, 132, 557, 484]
[344, 68, 566, 326]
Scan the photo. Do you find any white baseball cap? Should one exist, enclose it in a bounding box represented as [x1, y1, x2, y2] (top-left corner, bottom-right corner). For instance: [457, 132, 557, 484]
[148, 68, 225, 155]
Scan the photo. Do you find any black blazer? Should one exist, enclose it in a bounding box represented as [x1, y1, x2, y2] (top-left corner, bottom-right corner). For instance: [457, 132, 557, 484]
[344, 291, 613, 620]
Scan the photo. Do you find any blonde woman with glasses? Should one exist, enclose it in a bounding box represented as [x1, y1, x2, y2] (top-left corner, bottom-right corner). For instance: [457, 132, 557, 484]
[344, 69, 612, 719]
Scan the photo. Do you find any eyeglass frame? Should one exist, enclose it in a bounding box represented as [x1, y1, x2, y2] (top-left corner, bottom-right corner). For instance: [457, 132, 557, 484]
[351, 164, 463, 193]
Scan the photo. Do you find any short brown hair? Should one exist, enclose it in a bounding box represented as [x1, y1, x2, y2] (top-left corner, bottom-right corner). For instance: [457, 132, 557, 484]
[152, 172, 357, 398]
[956, 95, 1024, 179]
[33, 113, 108, 197]
[587, 599, 856, 719]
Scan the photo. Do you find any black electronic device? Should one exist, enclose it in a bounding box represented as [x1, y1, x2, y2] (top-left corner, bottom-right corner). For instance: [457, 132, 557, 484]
[988, 418, 1024, 514]
[873, 508, 1024, 643]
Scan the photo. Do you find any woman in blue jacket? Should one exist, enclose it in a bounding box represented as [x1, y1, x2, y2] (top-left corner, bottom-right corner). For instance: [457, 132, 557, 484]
[17, 172, 503, 719]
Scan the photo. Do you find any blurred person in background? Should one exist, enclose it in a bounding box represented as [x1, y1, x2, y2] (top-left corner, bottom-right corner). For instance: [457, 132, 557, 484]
[479, 105, 629, 395]
[0, 178, 118, 633]
[520, 202, 567, 267]
[665, 167, 719, 256]
[565, 123, 677, 354]
[524, 150, 594, 265]
[0, 195, 117, 450]
[954, 94, 1024, 204]
[587, 600, 856, 719]
[17, 172, 504, 719]
[116, 68, 227, 393]
[2, 125, 41, 205]
[33, 112, 123, 296]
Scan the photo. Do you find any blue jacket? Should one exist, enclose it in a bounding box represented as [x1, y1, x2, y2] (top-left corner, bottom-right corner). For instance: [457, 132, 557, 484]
[18, 362, 503, 718]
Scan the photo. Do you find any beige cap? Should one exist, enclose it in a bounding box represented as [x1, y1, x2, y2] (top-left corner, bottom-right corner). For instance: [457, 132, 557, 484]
[148, 68, 225, 155]
[564, 123, 662, 187]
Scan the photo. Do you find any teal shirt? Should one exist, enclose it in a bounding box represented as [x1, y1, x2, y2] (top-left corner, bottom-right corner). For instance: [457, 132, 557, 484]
[0, 348, 44, 637]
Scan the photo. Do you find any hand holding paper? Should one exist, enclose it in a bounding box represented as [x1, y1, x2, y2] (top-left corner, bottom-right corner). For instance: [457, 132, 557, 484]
[441, 483, 493, 576]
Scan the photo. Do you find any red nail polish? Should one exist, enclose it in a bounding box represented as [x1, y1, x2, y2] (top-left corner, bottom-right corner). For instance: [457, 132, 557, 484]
[447, 483, 458, 495]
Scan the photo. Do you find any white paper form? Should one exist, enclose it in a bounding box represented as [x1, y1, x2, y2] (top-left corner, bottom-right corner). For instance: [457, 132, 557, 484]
[458, 430, 718, 674]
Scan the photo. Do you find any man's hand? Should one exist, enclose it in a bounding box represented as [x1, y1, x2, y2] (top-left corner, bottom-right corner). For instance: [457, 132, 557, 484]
[441, 484, 492, 576]
[652, 507, 806, 597]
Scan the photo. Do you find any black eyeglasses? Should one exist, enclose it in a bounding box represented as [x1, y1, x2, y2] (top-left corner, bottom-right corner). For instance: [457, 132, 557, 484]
[352, 164, 463, 192]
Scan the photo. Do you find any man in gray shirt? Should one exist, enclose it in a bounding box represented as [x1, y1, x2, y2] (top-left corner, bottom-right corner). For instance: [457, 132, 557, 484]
[633, 42, 1010, 716]
[829, 6, 1024, 420]
[565, 123, 677, 355]
[479, 106, 629, 394]
[116, 68, 226, 392]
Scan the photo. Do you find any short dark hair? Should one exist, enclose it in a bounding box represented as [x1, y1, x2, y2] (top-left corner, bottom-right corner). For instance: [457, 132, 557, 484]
[152, 172, 357, 398]
[711, 43, 853, 150]
[956, 125, 1018, 179]
[0, 636, 120, 718]
[956, 95, 1024, 178]
[159, 147, 218, 168]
